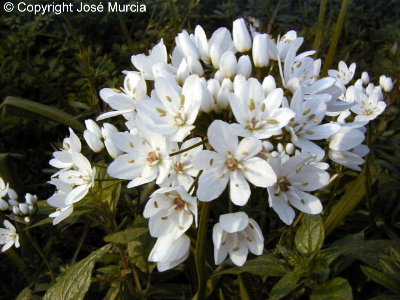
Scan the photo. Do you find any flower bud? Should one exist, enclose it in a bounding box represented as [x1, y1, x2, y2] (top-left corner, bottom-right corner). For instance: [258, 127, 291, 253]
[102, 123, 119, 139]
[219, 51, 237, 78]
[361, 72, 370, 85]
[84, 130, 104, 153]
[379, 75, 393, 92]
[8, 199, 18, 207]
[252, 33, 269, 68]
[210, 44, 222, 69]
[262, 75, 276, 94]
[271, 151, 280, 158]
[237, 55, 252, 78]
[7, 188, 17, 200]
[207, 79, 220, 100]
[176, 30, 200, 59]
[0, 199, 8, 210]
[12, 205, 21, 215]
[19, 203, 29, 215]
[262, 141, 274, 152]
[232, 18, 252, 53]
[187, 56, 204, 76]
[24, 216, 31, 223]
[286, 143, 295, 155]
[176, 58, 190, 84]
[277, 143, 285, 153]
[28, 204, 36, 215]
[25, 193, 38, 205]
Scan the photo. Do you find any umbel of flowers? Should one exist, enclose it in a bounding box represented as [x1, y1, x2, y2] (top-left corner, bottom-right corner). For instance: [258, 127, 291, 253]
[43, 18, 392, 271]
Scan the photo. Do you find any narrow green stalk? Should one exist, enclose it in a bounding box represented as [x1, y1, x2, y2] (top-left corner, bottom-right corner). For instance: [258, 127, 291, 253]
[170, 139, 208, 157]
[194, 202, 211, 300]
[313, 0, 329, 53]
[26, 228, 55, 283]
[321, 0, 350, 75]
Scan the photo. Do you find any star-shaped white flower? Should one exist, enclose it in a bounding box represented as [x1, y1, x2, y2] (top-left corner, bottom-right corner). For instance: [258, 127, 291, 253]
[143, 186, 197, 239]
[192, 120, 276, 206]
[213, 212, 264, 266]
[229, 77, 295, 139]
[267, 153, 329, 225]
[137, 74, 202, 142]
[107, 123, 172, 188]
[0, 220, 20, 252]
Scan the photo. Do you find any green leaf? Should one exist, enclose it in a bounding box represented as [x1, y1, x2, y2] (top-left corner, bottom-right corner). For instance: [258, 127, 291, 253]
[127, 236, 155, 274]
[43, 244, 111, 300]
[324, 173, 366, 236]
[295, 214, 325, 254]
[310, 277, 353, 300]
[2, 97, 84, 131]
[215, 254, 290, 277]
[104, 227, 148, 244]
[270, 270, 304, 300]
[361, 266, 400, 294]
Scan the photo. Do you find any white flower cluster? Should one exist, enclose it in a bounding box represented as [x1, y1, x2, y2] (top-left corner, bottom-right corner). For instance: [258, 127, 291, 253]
[0, 177, 37, 251]
[47, 129, 96, 225]
[48, 18, 392, 270]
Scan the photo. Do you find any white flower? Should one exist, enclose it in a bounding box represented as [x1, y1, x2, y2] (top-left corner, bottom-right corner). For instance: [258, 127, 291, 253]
[328, 61, 356, 86]
[0, 177, 9, 199]
[351, 90, 386, 121]
[219, 51, 237, 78]
[137, 74, 202, 142]
[287, 88, 341, 156]
[131, 39, 168, 80]
[49, 205, 74, 225]
[49, 128, 81, 170]
[277, 30, 303, 60]
[192, 120, 277, 205]
[175, 30, 200, 60]
[102, 123, 123, 158]
[97, 73, 147, 121]
[213, 212, 264, 266]
[329, 125, 369, 171]
[143, 186, 197, 239]
[232, 18, 252, 53]
[0, 220, 20, 252]
[57, 153, 96, 205]
[47, 179, 74, 225]
[229, 77, 295, 139]
[107, 124, 172, 188]
[379, 75, 393, 92]
[84, 119, 104, 152]
[267, 153, 329, 225]
[148, 233, 190, 272]
[161, 138, 203, 190]
[237, 55, 252, 79]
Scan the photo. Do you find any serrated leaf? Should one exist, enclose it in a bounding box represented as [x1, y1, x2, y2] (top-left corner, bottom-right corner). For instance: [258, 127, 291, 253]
[43, 244, 111, 300]
[2, 97, 84, 131]
[270, 270, 304, 300]
[295, 215, 324, 254]
[361, 265, 400, 294]
[310, 277, 353, 300]
[215, 254, 290, 277]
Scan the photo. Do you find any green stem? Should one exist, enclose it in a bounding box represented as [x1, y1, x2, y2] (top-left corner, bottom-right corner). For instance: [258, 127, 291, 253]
[26, 228, 55, 283]
[194, 202, 211, 300]
[321, 0, 350, 75]
[313, 0, 329, 53]
[170, 139, 208, 157]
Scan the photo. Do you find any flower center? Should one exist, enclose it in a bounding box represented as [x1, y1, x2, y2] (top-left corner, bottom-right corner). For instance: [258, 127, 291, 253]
[174, 113, 187, 126]
[147, 152, 159, 164]
[226, 158, 239, 171]
[173, 162, 185, 173]
[173, 197, 185, 210]
[277, 176, 291, 193]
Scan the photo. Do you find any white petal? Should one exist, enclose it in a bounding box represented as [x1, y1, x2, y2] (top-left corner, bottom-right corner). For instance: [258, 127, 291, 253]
[219, 212, 249, 233]
[207, 120, 238, 154]
[268, 192, 295, 225]
[229, 171, 250, 206]
[235, 138, 261, 161]
[197, 167, 229, 201]
[242, 157, 277, 188]
[288, 189, 323, 214]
